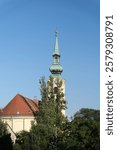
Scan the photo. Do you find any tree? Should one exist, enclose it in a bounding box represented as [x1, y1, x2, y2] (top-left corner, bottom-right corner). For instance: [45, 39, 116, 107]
[0, 119, 8, 137]
[0, 119, 13, 150]
[14, 131, 31, 150]
[30, 76, 67, 150]
[64, 108, 100, 150]
[13, 143, 22, 150]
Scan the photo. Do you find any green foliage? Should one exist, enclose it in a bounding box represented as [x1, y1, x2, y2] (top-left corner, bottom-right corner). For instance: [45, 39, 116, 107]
[64, 108, 100, 150]
[13, 77, 100, 150]
[30, 76, 67, 150]
[0, 119, 13, 150]
[0, 133, 13, 150]
[13, 143, 22, 150]
[74, 108, 100, 121]
[0, 119, 8, 137]
[14, 107, 100, 150]
[15, 131, 31, 150]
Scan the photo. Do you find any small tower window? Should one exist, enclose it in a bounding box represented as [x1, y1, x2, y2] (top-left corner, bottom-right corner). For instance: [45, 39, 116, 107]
[55, 56, 57, 59]
[54, 56, 59, 63]
[54, 87, 58, 93]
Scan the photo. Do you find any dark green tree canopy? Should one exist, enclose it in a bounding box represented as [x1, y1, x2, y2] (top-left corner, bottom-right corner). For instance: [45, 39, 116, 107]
[0, 119, 8, 137]
[64, 108, 100, 150]
[74, 108, 100, 121]
[0, 119, 13, 150]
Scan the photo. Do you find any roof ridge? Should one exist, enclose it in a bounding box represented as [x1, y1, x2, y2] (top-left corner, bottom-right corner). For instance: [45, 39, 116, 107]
[30, 99, 39, 108]
[20, 95, 39, 111]
[19, 95, 36, 115]
[25, 97, 37, 112]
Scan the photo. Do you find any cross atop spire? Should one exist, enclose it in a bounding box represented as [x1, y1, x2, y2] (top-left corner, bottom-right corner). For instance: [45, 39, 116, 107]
[49, 31, 63, 78]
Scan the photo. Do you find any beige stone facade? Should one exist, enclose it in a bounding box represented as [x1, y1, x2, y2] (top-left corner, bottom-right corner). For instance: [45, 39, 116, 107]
[2, 116, 35, 133]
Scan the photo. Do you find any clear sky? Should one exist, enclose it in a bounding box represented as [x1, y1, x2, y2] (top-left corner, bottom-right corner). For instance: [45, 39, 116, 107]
[0, 0, 100, 117]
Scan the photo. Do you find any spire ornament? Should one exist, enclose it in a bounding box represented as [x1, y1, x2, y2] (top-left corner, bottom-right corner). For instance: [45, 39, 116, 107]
[49, 31, 63, 78]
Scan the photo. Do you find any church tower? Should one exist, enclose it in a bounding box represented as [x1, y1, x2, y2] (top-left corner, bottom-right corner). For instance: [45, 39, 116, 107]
[49, 31, 66, 115]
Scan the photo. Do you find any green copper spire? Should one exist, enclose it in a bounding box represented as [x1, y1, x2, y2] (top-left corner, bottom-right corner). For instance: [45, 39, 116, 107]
[49, 31, 63, 78]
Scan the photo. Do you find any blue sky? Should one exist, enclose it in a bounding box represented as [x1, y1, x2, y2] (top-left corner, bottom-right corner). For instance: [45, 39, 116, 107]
[0, 0, 100, 117]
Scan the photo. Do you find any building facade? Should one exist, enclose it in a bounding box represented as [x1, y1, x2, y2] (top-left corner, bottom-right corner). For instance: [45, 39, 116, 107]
[0, 94, 38, 142]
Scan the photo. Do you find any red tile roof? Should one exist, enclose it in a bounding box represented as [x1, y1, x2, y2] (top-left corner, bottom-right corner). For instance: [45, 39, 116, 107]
[0, 94, 39, 116]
